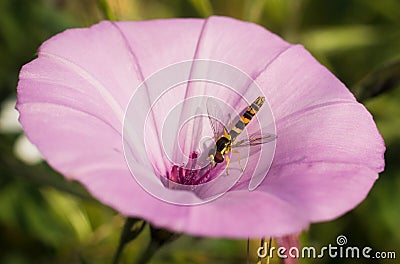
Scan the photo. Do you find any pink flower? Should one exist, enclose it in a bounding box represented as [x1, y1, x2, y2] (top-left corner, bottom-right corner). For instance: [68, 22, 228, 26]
[16, 16, 385, 238]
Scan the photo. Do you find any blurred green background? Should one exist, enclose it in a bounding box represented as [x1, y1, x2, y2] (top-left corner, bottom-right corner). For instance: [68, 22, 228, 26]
[0, 0, 399, 263]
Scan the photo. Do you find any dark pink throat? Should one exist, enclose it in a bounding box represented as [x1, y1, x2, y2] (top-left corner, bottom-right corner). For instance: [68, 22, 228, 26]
[166, 152, 212, 185]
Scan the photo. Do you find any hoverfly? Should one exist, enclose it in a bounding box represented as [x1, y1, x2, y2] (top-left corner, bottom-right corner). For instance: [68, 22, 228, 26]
[207, 96, 276, 172]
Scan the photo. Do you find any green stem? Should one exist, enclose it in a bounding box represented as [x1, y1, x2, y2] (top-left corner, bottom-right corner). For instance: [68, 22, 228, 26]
[246, 238, 250, 264]
[136, 238, 161, 264]
[112, 237, 126, 264]
[112, 218, 145, 264]
[137, 225, 180, 263]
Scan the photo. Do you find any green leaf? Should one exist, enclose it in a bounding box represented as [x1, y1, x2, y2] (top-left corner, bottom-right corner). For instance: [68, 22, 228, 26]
[353, 60, 400, 102]
[97, 0, 117, 21]
[189, 0, 213, 17]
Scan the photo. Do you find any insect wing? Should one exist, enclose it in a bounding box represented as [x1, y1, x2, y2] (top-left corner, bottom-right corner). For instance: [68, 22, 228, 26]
[206, 97, 229, 141]
[232, 133, 276, 148]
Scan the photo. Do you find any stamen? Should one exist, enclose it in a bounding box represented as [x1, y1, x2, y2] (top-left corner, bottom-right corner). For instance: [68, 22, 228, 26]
[167, 151, 213, 185]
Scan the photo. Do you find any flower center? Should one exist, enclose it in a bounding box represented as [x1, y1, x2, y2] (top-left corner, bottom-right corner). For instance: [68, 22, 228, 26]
[166, 151, 214, 185]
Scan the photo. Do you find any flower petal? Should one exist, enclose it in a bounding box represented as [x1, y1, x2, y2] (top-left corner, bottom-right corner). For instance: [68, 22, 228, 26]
[260, 163, 378, 222]
[273, 102, 384, 172]
[81, 167, 309, 238]
[256, 44, 356, 120]
[17, 103, 123, 175]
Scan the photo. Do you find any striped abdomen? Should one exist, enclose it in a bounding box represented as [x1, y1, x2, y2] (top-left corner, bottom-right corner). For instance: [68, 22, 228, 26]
[229, 96, 265, 142]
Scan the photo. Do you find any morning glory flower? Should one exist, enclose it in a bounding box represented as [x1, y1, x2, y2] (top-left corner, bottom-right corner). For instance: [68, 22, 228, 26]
[16, 16, 385, 238]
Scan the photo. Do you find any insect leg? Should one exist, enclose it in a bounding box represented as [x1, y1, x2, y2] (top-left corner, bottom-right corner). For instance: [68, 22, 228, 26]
[232, 149, 243, 172]
[224, 154, 230, 175]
